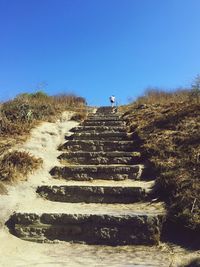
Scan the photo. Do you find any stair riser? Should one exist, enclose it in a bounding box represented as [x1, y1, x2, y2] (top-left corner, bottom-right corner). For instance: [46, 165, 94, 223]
[8, 213, 163, 245]
[68, 135, 128, 141]
[67, 132, 128, 138]
[61, 144, 136, 152]
[60, 144, 136, 152]
[58, 154, 141, 165]
[83, 121, 126, 126]
[50, 166, 142, 181]
[59, 141, 137, 152]
[37, 186, 146, 203]
[86, 117, 122, 121]
[70, 126, 127, 132]
[95, 107, 117, 113]
[87, 114, 121, 117]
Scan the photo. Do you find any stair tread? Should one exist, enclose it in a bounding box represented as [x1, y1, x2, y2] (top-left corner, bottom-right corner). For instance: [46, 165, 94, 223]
[59, 151, 140, 156]
[69, 132, 128, 136]
[86, 119, 122, 121]
[15, 200, 165, 216]
[52, 164, 144, 171]
[65, 140, 135, 144]
[72, 126, 126, 129]
[38, 179, 154, 189]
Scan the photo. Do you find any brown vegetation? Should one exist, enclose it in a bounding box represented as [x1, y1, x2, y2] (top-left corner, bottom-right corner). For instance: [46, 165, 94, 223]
[70, 111, 87, 121]
[121, 88, 200, 241]
[0, 91, 86, 138]
[135, 87, 190, 105]
[0, 181, 8, 195]
[0, 91, 86, 190]
[0, 151, 43, 183]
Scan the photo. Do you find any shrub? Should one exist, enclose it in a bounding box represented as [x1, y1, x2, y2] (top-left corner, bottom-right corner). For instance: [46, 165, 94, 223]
[0, 91, 86, 137]
[0, 151, 43, 182]
[71, 111, 87, 121]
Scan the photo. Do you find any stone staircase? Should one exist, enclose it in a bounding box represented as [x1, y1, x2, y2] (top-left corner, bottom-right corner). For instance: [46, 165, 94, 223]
[8, 107, 166, 245]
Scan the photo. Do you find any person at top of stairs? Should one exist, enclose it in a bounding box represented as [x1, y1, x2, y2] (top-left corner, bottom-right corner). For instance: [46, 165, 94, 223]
[109, 95, 116, 107]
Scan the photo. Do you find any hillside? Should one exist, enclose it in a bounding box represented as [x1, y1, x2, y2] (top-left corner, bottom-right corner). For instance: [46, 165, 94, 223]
[0, 92, 86, 191]
[121, 90, 200, 248]
[0, 90, 199, 266]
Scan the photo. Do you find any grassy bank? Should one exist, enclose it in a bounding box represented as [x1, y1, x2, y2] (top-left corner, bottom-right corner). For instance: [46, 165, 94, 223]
[0, 91, 86, 187]
[121, 88, 200, 246]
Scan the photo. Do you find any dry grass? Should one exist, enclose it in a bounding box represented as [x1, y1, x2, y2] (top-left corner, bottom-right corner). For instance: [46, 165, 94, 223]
[0, 91, 86, 190]
[0, 151, 43, 183]
[0, 181, 8, 195]
[0, 91, 86, 137]
[134, 87, 190, 105]
[70, 111, 87, 121]
[122, 89, 200, 238]
[0, 91, 86, 147]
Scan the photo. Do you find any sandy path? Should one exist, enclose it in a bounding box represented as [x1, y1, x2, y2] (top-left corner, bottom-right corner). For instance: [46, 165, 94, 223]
[0, 111, 199, 267]
[0, 227, 199, 267]
[0, 111, 78, 225]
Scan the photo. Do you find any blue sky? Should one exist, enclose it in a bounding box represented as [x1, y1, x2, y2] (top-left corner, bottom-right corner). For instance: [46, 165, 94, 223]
[0, 0, 200, 106]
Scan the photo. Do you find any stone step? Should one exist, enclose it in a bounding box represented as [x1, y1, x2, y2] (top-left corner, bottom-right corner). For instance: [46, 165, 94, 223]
[83, 120, 126, 126]
[36, 180, 152, 203]
[7, 202, 165, 245]
[95, 106, 118, 113]
[50, 164, 145, 181]
[87, 114, 121, 118]
[58, 151, 142, 165]
[70, 126, 127, 133]
[66, 132, 130, 141]
[86, 117, 122, 121]
[59, 140, 139, 152]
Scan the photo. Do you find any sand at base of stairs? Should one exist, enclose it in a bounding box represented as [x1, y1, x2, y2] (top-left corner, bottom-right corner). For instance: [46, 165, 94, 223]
[0, 228, 199, 267]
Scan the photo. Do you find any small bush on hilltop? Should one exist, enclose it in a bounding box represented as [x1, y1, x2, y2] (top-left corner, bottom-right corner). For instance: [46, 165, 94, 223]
[122, 85, 200, 243]
[0, 91, 86, 138]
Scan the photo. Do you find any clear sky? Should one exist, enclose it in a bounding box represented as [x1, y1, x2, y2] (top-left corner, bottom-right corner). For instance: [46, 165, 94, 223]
[0, 0, 200, 106]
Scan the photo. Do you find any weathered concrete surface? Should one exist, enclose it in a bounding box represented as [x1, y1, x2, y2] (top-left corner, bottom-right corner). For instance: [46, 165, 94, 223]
[58, 151, 142, 165]
[50, 164, 145, 181]
[71, 125, 127, 132]
[85, 117, 122, 121]
[36, 184, 147, 203]
[83, 120, 126, 126]
[66, 132, 129, 141]
[95, 106, 118, 113]
[86, 116, 122, 121]
[8, 204, 165, 245]
[59, 140, 139, 152]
